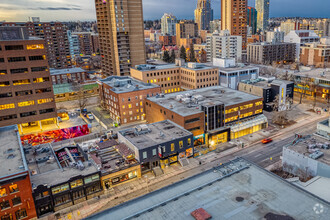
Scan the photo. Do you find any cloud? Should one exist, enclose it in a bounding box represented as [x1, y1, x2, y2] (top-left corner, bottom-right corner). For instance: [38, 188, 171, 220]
[34, 7, 82, 11]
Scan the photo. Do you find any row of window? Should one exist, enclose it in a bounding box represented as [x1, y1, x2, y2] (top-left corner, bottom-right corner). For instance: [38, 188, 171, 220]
[3, 44, 44, 51]
[0, 88, 51, 99]
[0, 99, 53, 110]
[0, 77, 50, 86]
[142, 139, 192, 159]
[0, 184, 19, 197]
[0, 66, 48, 75]
[0, 208, 27, 220]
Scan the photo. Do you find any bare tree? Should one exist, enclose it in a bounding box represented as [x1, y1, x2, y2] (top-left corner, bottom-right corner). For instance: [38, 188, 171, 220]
[72, 82, 88, 111]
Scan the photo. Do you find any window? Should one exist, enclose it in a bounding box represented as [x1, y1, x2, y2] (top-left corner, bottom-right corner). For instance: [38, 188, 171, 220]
[0, 104, 15, 110]
[255, 101, 263, 106]
[0, 70, 7, 75]
[54, 194, 70, 206]
[33, 77, 49, 83]
[39, 108, 55, 114]
[20, 111, 37, 118]
[13, 79, 30, 85]
[31, 66, 47, 72]
[37, 98, 53, 104]
[52, 184, 69, 194]
[35, 87, 52, 94]
[0, 200, 10, 210]
[84, 174, 99, 184]
[171, 143, 175, 151]
[85, 183, 101, 195]
[16, 90, 33, 96]
[0, 58, 4, 63]
[10, 68, 28, 74]
[152, 149, 156, 156]
[255, 109, 263, 114]
[0, 188, 6, 197]
[14, 209, 27, 220]
[143, 151, 147, 159]
[18, 101, 34, 107]
[5, 45, 23, 50]
[1, 214, 12, 220]
[8, 57, 26, 62]
[70, 179, 83, 188]
[188, 138, 191, 146]
[29, 55, 45, 61]
[25, 43, 45, 50]
[185, 118, 200, 124]
[12, 197, 22, 206]
[9, 184, 19, 193]
[128, 104, 132, 108]
[72, 189, 85, 200]
[0, 81, 10, 87]
[0, 93, 12, 99]
[179, 141, 183, 149]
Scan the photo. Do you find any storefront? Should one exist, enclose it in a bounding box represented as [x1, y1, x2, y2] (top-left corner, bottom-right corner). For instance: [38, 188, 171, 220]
[230, 115, 268, 140]
[101, 165, 141, 190]
[208, 128, 231, 146]
[193, 134, 205, 146]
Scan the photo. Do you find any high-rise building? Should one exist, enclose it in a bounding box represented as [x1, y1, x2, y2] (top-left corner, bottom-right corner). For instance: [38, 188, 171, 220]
[247, 7, 257, 35]
[221, 0, 247, 50]
[194, 0, 213, 31]
[255, 0, 270, 32]
[26, 22, 72, 69]
[209, 19, 221, 33]
[280, 19, 301, 35]
[161, 13, 177, 36]
[73, 32, 93, 56]
[266, 29, 285, 44]
[0, 27, 57, 130]
[206, 30, 242, 62]
[67, 30, 80, 58]
[176, 20, 199, 47]
[95, 0, 146, 76]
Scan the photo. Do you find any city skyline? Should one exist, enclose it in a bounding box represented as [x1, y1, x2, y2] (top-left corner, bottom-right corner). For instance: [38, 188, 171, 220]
[0, 0, 329, 22]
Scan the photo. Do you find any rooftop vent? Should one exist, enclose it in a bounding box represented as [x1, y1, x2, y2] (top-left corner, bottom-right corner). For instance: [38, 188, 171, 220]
[7, 154, 15, 159]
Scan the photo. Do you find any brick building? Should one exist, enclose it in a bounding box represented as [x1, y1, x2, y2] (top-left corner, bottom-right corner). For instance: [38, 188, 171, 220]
[0, 27, 57, 130]
[145, 86, 267, 146]
[131, 60, 219, 94]
[26, 21, 72, 69]
[300, 38, 330, 68]
[98, 76, 161, 124]
[0, 125, 37, 220]
[247, 42, 296, 65]
[50, 67, 87, 84]
[159, 35, 176, 47]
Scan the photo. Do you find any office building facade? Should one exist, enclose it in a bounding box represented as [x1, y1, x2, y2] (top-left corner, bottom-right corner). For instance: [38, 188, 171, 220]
[247, 7, 257, 35]
[255, 0, 270, 32]
[194, 0, 213, 32]
[161, 13, 177, 36]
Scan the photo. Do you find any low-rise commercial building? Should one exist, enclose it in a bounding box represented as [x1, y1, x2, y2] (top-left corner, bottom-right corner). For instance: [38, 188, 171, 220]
[118, 120, 194, 171]
[53, 83, 99, 102]
[300, 37, 330, 68]
[0, 26, 57, 130]
[238, 78, 294, 111]
[146, 86, 267, 146]
[317, 117, 330, 140]
[98, 76, 161, 124]
[50, 67, 87, 84]
[247, 42, 296, 65]
[0, 125, 37, 220]
[26, 143, 102, 217]
[131, 60, 219, 93]
[159, 35, 176, 47]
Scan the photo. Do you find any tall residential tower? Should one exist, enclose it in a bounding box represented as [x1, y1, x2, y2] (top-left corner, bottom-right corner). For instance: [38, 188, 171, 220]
[255, 0, 270, 32]
[95, 0, 146, 76]
[161, 13, 177, 36]
[194, 0, 214, 31]
[221, 0, 247, 50]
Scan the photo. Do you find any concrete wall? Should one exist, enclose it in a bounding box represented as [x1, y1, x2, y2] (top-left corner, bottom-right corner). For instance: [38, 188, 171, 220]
[282, 147, 330, 178]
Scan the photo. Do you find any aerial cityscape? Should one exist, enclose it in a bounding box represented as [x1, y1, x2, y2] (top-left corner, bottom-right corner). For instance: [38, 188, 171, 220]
[0, 0, 329, 220]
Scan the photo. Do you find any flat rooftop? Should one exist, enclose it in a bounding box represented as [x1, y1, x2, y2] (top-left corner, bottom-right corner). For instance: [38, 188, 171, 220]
[119, 120, 192, 149]
[147, 86, 262, 117]
[50, 67, 86, 75]
[0, 125, 27, 178]
[133, 63, 217, 72]
[240, 79, 293, 88]
[99, 76, 159, 94]
[25, 143, 98, 187]
[87, 158, 330, 220]
[293, 69, 330, 82]
[293, 176, 330, 202]
[288, 135, 330, 166]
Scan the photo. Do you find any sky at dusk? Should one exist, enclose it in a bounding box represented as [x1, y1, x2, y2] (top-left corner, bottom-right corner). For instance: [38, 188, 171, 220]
[0, 0, 329, 22]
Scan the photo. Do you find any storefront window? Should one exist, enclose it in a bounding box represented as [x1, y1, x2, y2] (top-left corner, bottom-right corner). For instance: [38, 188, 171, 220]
[188, 138, 191, 146]
[72, 189, 85, 200]
[85, 183, 101, 195]
[15, 209, 27, 220]
[54, 194, 71, 206]
[186, 148, 193, 157]
[171, 143, 175, 151]
[84, 174, 100, 184]
[9, 184, 19, 193]
[179, 141, 183, 149]
[70, 179, 83, 189]
[169, 155, 178, 163]
[51, 184, 69, 194]
[0, 188, 6, 197]
[1, 213, 12, 220]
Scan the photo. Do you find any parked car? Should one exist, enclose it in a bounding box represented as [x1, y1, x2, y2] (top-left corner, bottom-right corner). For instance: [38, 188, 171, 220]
[261, 138, 273, 144]
[86, 113, 94, 120]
